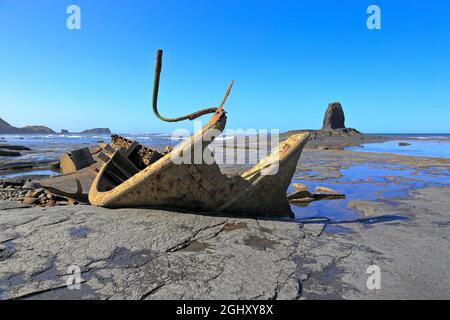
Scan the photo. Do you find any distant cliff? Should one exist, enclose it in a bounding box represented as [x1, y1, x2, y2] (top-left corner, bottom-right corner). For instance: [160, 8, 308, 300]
[0, 117, 55, 134]
[80, 128, 111, 134]
[61, 129, 112, 134]
[0, 117, 112, 135]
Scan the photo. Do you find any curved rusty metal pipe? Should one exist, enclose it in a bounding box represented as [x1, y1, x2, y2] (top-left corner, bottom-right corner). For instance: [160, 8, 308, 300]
[152, 49, 234, 122]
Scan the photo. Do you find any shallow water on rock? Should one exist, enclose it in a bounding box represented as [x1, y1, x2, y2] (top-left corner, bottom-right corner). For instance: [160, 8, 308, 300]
[291, 163, 450, 223]
[0, 169, 58, 179]
[346, 139, 450, 159]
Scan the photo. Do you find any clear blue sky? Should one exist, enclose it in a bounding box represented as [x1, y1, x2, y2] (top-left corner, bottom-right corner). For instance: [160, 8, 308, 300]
[1, 0, 449, 133]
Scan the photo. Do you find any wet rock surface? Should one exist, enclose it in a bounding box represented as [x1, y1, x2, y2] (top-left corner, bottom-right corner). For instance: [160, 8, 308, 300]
[304, 187, 450, 300]
[1, 145, 449, 299]
[0, 205, 319, 300]
[1, 186, 449, 299]
[281, 129, 385, 150]
[0, 150, 21, 157]
[0, 144, 31, 157]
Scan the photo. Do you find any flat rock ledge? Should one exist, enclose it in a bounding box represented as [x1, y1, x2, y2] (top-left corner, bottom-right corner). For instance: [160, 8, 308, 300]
[0, 202, 324, 300]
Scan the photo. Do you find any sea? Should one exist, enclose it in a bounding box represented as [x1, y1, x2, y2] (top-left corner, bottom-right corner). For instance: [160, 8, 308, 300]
[1, 132, 449, 225]
[1, 133, 450, 161]
[0, 133, 179, 163]
[346, 133, 450, 159]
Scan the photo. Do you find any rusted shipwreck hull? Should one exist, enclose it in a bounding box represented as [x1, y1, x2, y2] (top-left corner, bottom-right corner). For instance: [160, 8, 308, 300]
[88, 111, 309, 216]
[41, 49, 310, 217]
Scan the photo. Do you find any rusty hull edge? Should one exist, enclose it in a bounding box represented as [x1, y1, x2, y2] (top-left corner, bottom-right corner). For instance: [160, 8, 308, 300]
[222, 132, 310, 216]
[89, 131, 309, 217]
[88, 107, 227, 208]
[88, 98, 310, 216]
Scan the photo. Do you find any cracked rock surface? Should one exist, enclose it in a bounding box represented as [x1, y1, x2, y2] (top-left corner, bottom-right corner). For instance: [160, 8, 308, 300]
[0, 204, 320, 300]
[297, 187, 450, 300]
[1, 187, 449, 300]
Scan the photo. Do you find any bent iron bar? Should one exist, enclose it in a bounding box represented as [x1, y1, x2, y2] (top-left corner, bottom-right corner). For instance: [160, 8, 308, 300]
[40, 49, 310, 217]
[152, 49, 234, 122]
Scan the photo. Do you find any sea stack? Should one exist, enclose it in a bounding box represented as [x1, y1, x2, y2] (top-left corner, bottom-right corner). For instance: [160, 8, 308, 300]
[322, 102, 345, 130]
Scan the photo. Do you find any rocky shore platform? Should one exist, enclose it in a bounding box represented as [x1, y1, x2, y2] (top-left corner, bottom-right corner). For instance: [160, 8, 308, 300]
[280, 102, 389, 150]
[1, 148, 449, 300]
[282, 129, 388, 150]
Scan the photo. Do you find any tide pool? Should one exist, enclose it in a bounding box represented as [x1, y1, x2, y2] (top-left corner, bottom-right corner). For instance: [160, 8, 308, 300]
[346, 139, 450, 159]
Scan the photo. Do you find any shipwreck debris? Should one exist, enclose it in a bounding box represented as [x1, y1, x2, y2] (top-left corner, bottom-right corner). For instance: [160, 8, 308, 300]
[21, 186, 76, 207]
[110, 135, 163, 169]
[60, 147, 95, 174]
[288, 184, 345, 206]
[292, 183, 308, 192]
[314, 186, 344, 195]
[37, 165, 97, 203]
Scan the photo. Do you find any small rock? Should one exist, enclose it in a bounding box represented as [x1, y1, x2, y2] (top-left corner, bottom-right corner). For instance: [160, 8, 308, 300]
[23, 180, 42, 189]
[399, 142, 411, 146]
[292, 183, 308, 192]
[23, 196, 39, 205]
[68, 198, 79, 205]
[45, 200, 57, 207]
[315, 186, 342, 195]
[348, 201, 382, 217]
[30, 188, 45, 198]
[164, 146, 174, 154]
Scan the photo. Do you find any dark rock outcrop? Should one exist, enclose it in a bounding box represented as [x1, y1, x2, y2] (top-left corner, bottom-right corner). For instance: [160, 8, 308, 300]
[322, 102, 345, 130]
[0, 149, 21, 157]
[399, 142, 411, 147]
[0, 143, 30, 157]
[280, 100, 382, 150]
[0, 144, 30, 151]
